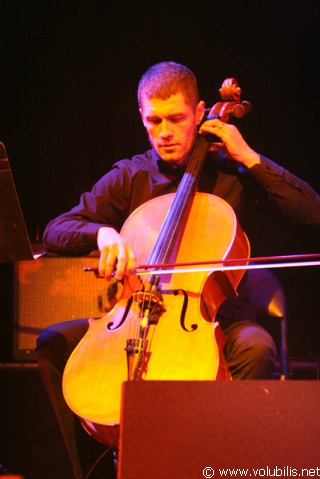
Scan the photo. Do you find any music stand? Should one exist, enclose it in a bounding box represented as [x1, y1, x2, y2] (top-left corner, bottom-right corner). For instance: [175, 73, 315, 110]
[0, 142, 34, 263]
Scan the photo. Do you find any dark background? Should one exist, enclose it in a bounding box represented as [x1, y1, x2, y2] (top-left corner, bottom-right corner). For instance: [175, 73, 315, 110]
[0, 2, 319, 477]
[0, 0, 319, 359]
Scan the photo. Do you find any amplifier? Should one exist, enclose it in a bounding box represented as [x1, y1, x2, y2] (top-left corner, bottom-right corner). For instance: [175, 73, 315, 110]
[13, 255, 122, 361]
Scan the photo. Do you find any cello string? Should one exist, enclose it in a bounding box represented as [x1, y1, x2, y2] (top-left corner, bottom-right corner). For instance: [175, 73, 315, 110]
[146, 138, 209, 266]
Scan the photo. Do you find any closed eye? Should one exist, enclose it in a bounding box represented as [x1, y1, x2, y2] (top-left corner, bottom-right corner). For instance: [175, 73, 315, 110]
[146, 115, 186, 125]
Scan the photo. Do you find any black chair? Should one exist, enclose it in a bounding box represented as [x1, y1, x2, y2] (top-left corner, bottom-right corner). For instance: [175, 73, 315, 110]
[245, 266, 291, 379]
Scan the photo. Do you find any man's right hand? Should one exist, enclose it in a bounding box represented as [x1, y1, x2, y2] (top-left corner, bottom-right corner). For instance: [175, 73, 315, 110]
[97, 227, 136, 280]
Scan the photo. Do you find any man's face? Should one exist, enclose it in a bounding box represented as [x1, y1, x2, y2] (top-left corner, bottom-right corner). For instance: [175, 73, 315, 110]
[140, 92, 205, 168]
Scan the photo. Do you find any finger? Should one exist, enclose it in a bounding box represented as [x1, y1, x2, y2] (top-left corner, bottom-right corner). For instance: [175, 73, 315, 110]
[114, 255, 127, 280]
[104, 243, 121, 279]
[199, 118, 224, 131]
[125, 247, 136, 275]
[199, 123, 225, 142]
[98, 245, 109, 278]
[208, 142, 224, 152]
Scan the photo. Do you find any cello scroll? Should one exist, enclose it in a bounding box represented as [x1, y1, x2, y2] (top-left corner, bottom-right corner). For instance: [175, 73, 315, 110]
[207, 77, 252, 121]
[202, 78, 252, 142]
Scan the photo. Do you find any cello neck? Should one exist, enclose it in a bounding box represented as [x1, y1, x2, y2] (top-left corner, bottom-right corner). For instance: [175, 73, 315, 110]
[147, 135, 210, 267]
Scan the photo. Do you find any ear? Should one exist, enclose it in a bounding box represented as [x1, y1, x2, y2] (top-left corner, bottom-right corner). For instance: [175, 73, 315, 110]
[195, 101, 205, 125]
[139, 108, 147, 128]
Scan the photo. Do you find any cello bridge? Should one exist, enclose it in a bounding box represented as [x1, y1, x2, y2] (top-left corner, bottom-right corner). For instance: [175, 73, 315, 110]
[133, 290, 167, 325]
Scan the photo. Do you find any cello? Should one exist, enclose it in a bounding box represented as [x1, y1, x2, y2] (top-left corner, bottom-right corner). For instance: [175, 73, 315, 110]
[62, 79, 252, 445]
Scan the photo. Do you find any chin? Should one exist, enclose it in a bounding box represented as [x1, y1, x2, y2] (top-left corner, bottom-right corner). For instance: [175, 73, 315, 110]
[160, 150, 184, 161]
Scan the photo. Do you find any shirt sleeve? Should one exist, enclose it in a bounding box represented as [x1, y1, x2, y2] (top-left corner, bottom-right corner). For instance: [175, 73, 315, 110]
[249, 156, 320, 227]
[43, 163, 132, 255]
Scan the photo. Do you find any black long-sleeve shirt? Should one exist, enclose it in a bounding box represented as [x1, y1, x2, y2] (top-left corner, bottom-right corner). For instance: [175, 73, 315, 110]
[43, 148, 320, 256]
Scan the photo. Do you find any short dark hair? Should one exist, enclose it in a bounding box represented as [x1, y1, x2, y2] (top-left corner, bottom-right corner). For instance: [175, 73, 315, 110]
[138, 61, 199, 108]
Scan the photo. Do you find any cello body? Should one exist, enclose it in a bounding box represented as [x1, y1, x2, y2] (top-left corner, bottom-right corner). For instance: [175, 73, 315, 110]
[62, 192, 250, 444]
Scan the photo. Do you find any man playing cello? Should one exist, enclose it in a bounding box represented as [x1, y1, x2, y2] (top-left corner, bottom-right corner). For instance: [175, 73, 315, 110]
[37, 62, 320, 479]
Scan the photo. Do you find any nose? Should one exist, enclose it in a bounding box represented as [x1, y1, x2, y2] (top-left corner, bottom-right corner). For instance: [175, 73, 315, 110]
[160, 120, 173, 138]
